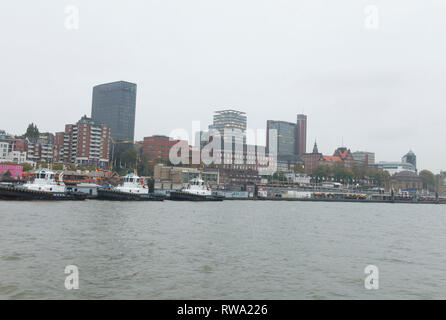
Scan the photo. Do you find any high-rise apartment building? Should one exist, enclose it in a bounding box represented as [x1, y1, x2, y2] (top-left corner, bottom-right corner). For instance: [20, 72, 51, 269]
[296, 114, 307, 157]
[208, 110, 247, 145]
[63, 116, 111, 167]
[26, 133, 55, 163]
[52, 132, 65, 163]
[91, 81, 137, 142]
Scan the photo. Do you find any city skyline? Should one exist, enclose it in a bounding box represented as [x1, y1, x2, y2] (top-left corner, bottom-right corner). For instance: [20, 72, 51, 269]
[1, 1, 445, 172]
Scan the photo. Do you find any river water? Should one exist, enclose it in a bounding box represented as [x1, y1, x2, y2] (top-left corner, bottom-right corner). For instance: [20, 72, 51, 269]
[0, 200, 445, 299]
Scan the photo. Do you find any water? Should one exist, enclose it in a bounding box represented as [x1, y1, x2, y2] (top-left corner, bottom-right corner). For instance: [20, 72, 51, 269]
[0, 200, 445, 299]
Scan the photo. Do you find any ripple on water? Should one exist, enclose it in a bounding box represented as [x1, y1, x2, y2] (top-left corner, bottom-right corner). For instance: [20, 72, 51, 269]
[1, 201, 446, 299]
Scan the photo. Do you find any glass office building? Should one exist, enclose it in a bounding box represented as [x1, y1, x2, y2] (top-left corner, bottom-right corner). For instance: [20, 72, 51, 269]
[266, 120, 297, 161]
[91, 81, 137, 142]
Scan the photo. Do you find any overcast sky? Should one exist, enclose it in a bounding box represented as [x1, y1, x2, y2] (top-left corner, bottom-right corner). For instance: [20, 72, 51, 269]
[1, 1, 445, 172]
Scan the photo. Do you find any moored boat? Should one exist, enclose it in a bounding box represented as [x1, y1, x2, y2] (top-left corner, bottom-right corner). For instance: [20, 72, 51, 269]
[96, 173, 163, 201]
[169, 177, 223, 201]
[0, 169, 87, 201]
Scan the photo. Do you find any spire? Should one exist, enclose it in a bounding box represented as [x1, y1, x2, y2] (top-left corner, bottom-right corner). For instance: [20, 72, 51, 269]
[313, 140, 318, 153]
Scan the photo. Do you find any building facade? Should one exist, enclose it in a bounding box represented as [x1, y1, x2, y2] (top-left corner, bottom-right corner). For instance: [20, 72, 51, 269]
[26, 133, 54, 163]
[402, 150, 416, 170]
[63, 116, 111, 167]
[375, 161, 416, 175]
[266, 120, 297, 161]
[0, 163, 23, 179]
[352, 151, 375, 166]
[385, 171, 422, 193]
[301, 143, 355, 174]
[142, 135, 187, 165]
[208, 110, 247, 145]
[296, 114, 307, 157]
[91, 81, 137, 142]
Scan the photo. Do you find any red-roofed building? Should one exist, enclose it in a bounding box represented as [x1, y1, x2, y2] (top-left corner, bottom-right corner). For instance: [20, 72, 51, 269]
[301, 142, 354, 174]
[333, 147, 354, 168]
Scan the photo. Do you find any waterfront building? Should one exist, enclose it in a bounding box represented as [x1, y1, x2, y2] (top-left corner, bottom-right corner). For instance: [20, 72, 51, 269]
[301, 142, 354, 174]
[142, 135, 187, 165]
[194, 130, 209, 149]
[26, 133, 55, 163]
[52, 132, 65, 163]
[217, 168, 261, 186]
[283, 171, 311, 184]
[0, 163, 23, 179]
[333, 147, 354, 168]
[210, 144, 270, 172]
[0, 142, 9, 161]
[375, 161, 416, 175]
[208, 110, 247, 145]
[266, 120, 298, 162]
[402, 150, 417, 170]
[385, 170, 422, 193]
[91, 81, 137, 142]
[300, 141, 323, 173]
[153, 164, 219, 189]
[63, 116, 111, 167]
[352, 151, 375, 166]
[296, 114, 307, 157]
[0, 139, 28, 164]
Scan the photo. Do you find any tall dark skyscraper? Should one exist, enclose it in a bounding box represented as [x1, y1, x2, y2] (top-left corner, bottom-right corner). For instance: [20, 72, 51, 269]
[296, 114, 307, 157]
[266, 120, 297, 161]
[91, 81, 137, 142]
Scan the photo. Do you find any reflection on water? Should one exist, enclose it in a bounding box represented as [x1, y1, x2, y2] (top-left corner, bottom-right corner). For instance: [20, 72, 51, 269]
[1, 200, 446, 299]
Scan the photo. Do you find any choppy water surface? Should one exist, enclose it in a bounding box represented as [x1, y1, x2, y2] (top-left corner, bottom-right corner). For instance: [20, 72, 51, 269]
[1, 200, 446, 299]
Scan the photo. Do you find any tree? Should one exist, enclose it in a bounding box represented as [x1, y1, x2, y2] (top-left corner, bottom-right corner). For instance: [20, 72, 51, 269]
[52, 164, 64, 171]
[120, 147, 137, 168]
[137, 154, 154, 177]
[419, 170, 435, 191]
[332, 163, 353, 183]
[294, 162, 305, 173]
[313, 165, 330, 181]
[351, 163, 368, 179]
[24, 123, 40, 139]
[22, 163, 34, 172]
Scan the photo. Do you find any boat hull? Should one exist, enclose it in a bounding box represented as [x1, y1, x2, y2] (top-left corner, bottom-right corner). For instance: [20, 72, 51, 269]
[168, 191, 224, 201]
[97, 189, 164, 201]
[0, 186, 87, 201]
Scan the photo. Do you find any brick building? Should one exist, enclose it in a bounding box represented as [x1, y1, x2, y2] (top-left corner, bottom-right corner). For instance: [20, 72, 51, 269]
[142, 135, 187, 165]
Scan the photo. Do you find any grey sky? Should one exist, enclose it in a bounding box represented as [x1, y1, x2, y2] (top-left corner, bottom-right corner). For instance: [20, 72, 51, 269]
[0, 1, 445, 172]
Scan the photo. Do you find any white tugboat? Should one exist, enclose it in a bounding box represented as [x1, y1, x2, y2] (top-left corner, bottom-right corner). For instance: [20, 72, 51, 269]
[97, 173, 163, 201]
[169, 177, 223, 201]
[22, 169, 66, 193]
[115, 173, 148, 194]
[0, 169, 86, 201]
